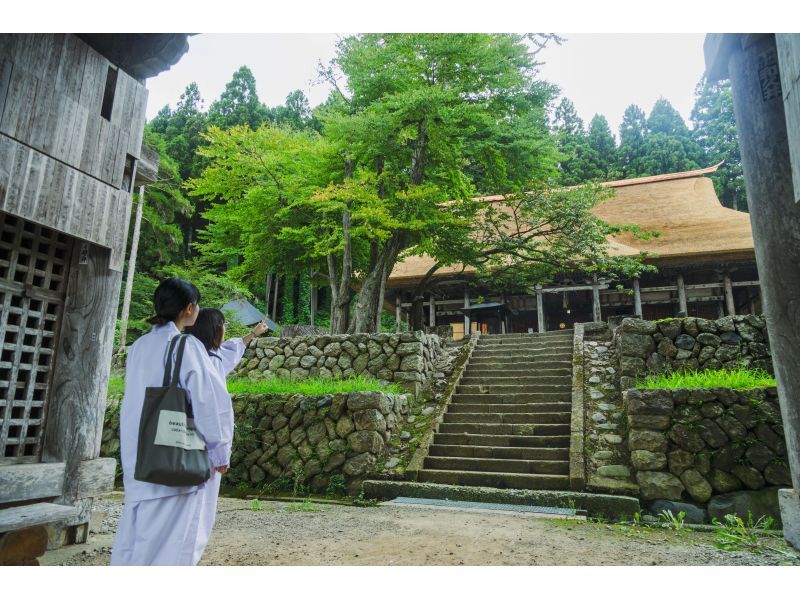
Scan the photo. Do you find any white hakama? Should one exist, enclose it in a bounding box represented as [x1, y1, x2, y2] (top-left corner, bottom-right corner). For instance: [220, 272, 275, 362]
[192, 337, 246, 563]
[111, 322, 234, 566]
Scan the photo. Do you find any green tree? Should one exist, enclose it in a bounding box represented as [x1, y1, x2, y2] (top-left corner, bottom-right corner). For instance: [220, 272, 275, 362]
[617, 104, 648, 178]
[637, 98, 704, 175]
[208, 66, 271, 130]
[586, 114, 618, 180]
[691, 78, 746, 211]
[272, 89, 319, 131]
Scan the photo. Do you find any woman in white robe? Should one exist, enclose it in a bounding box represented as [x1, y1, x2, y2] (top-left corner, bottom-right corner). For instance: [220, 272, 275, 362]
[111, 278, 234, 566]
[185, 309, 268, 563]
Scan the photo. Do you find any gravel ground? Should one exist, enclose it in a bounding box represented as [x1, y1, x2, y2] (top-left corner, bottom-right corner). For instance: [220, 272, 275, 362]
[40, 492, 800, 566]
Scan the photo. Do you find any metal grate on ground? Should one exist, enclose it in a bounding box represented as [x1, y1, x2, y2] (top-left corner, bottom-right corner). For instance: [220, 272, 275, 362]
[388, 497, 586, 517]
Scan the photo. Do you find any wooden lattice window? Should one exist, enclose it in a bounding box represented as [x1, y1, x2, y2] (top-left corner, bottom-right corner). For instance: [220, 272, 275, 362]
[0, 213, 72, 463]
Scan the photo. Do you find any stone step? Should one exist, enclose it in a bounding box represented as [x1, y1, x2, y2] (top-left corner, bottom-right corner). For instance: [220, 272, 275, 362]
[480, 330, 573, 339]
[472, 345, 572, 357]
[443, 411, 570, 425]
[478, 337, 573, 345]
[361, 480, 641, 520]
[453, 393, 572, 404]
[447, 402, 572, 414]
[417, 469, 570, 491]
[464, 367, 572, 376]
[433, 433, 571, 447]
[459, 372, 572, 387]
[437, 422, 571, 436]
[469, 357, 573, 365]
[424, 456, 569, 475]
[428, 444, 570, 461]
[477, 340, 574, 349]
[457, 383, 572, 394]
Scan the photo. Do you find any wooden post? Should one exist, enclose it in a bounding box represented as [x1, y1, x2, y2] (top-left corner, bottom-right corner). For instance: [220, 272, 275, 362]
[723, 273, 736, 315]
[395, 292, 402, 333]
[264, 272, 273, 323]
[676, 274, 688, 315]
[727, 34, 800, 497]
[633, 278, 643, 317]
[463, 286, 471, 335]
[118, 185, 144, 350]
[429, 293, 436, 328]
[42, 244, 122, 548]
[536, 286, 545, 333]
[271, 276, 279, 323]
[310, 271, 316, 326]
[592, 277, 602, 323]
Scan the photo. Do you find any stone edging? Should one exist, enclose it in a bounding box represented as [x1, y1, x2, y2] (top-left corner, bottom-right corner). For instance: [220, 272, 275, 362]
[404, 333, 482, 479]
[569, 324, 586, 491]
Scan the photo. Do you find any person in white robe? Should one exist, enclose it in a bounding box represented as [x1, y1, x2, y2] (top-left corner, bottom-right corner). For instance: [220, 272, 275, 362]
[185, 309, 268, 563]
[111, 278, 234, 566]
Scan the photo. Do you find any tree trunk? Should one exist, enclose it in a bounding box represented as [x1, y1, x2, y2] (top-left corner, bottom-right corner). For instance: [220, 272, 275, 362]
[264, 272, 273, 320]
[328, 207, 353, 334]
[352, 235, 404, 333]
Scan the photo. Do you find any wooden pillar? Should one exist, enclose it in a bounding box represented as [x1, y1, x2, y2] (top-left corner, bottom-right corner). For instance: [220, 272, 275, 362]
[429, 293, 436, 328]
[310, 272, 317, 326]
[118, 185, 144, 349]
[42, 243, 122, 547]
[676, 274, 688, 315]
[632, 278, 643, 317]
[591, 279, 602, 323]
[395, 292, 402, 333]
[723, 273, 736, 315]
[463, 286, 471, 335]
[728, 34, 800, 528]
[271, 276, 279, 323]
[536, 286, 545, 333]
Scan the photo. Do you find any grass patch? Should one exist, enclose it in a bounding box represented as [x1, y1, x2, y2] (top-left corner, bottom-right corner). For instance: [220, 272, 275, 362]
[108, 373, 125, 397]
[637, 368, 775, 390]
[227, 374, 403, 396]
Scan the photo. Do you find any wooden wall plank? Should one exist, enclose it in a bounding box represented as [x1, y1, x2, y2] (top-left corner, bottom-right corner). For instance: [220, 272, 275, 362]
[0, 59, 13, 128]
[0, 502, 78, 534]
[0, 462, 66, 504]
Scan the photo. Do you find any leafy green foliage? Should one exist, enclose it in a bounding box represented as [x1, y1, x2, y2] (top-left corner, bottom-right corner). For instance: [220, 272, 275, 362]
[227, 375, 402, 396]
[657, 509, 686, 530]
[637, 368, 776, 390]
[712, 512, 776, 553]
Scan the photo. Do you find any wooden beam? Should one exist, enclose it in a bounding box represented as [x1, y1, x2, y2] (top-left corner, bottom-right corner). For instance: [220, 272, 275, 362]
[777, 34, 800, 204]
[723, 273, 736, 315]
[536, 287, 545, 332]
[75, 458, 116, 499]
[0, 503, 78, 534]
[633, 278, 643, 317]
[429, 293, 436, 327]
[0, 463, 65, 504]
[538, 284, 609, 294]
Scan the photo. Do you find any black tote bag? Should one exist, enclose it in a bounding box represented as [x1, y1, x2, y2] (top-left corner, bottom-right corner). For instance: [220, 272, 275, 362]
[134, 334, 212, 486]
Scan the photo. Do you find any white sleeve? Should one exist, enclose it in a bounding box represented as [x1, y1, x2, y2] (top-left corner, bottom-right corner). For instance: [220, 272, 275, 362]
[180, 337, 234, 468]
[216, 338, 246, 376]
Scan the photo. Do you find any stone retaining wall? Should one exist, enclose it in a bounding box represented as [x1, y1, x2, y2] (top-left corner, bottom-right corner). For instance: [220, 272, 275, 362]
[235, 332, 443, 396]
[615, 315, 772, 391]
[228, 391, 411, 494]
[624, 386, 791, 518]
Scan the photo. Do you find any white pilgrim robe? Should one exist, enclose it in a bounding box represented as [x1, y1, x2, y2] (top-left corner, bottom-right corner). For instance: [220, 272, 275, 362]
[111, 322, 234, 566]
[192, 337, 245, 563]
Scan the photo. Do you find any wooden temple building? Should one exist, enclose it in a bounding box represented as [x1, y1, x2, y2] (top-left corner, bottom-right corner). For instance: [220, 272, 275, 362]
[0, 33, 189, 563]
[387, 164, 762, 339]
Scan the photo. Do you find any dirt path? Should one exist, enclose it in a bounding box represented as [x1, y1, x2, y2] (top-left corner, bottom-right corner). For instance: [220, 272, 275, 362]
[41, 493, 799, 566]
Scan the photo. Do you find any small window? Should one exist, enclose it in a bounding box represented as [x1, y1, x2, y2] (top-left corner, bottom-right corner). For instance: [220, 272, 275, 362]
[101, 66, 118, 121]
[121, 154, 136, 191]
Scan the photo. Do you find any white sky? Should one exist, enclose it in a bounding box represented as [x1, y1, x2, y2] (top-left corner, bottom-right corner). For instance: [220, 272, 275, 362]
[145, 33, 707, 141]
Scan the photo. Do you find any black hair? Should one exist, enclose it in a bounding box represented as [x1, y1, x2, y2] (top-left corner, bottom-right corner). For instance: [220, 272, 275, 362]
[185, 308, 225, 352]
[148, 277, 201, 327]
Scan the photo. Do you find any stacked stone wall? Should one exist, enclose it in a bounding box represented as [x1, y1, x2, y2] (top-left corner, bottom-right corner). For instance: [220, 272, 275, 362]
[235, 331, 443, 396]
[228, 391, 410, 493]
[615, 315, 772, 390]
[624, 386, 791, 521]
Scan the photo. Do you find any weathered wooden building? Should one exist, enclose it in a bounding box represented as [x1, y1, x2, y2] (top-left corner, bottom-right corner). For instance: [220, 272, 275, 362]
[388, 164, 763, 338]
[0, 33, 188, 563]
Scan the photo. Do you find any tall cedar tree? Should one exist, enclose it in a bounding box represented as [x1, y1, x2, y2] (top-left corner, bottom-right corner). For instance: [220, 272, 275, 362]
[691, 78, 746, 211]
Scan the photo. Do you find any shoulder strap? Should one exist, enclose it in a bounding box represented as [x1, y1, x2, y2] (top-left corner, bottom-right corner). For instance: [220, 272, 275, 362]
[162, 334, 184, 387]
[170, 335, 190, 387]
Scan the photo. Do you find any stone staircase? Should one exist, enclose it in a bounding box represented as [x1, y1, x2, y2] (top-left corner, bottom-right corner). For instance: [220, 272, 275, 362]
[418, 330, 575, 491]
